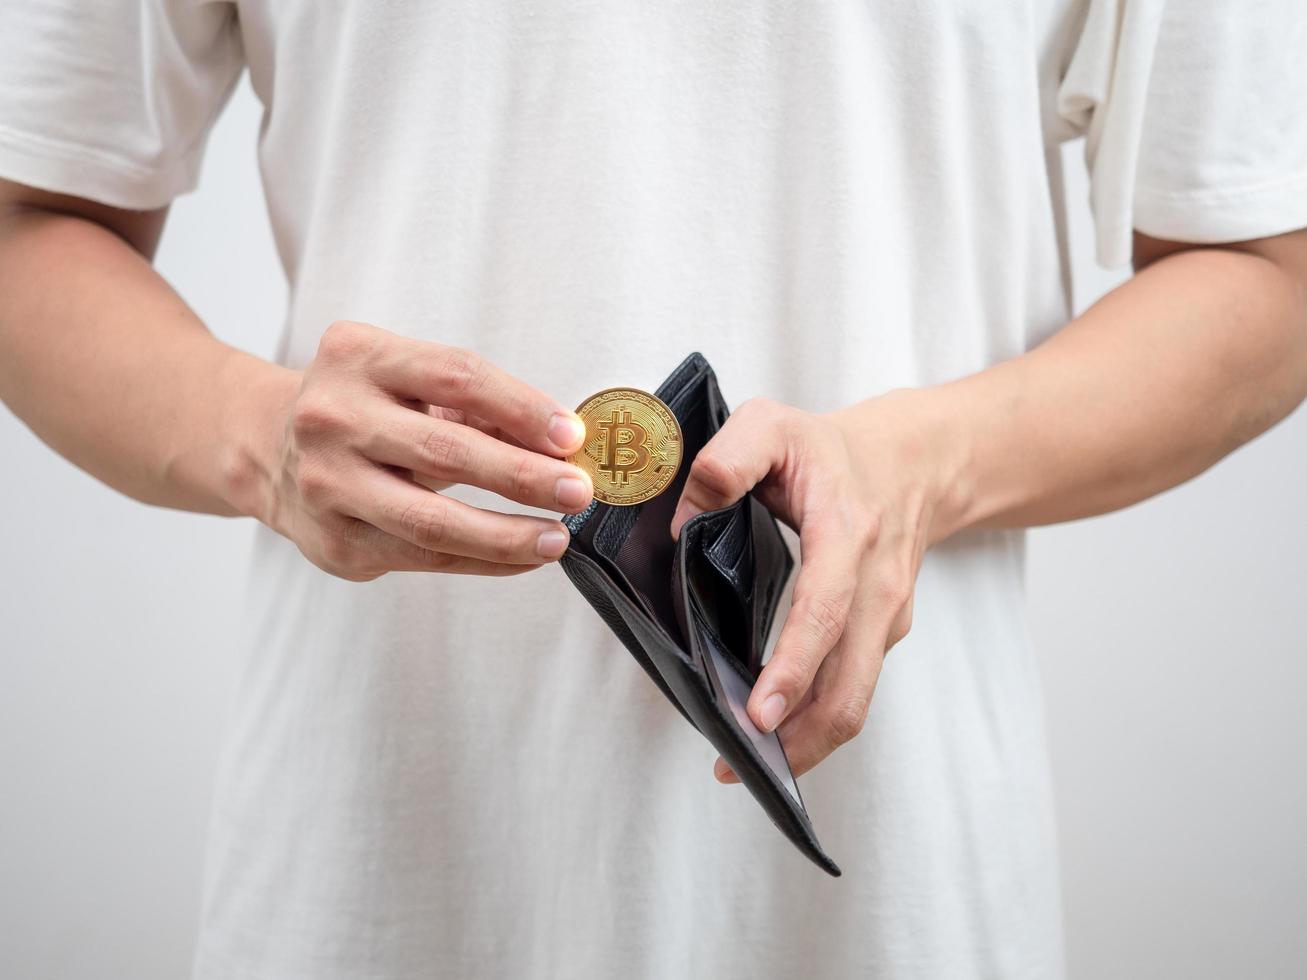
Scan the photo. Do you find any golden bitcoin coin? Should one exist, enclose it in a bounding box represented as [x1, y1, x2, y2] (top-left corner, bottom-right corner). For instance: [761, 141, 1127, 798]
[569, 387, 683, 506]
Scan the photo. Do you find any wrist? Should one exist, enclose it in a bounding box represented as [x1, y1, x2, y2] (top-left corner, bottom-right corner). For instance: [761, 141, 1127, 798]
[214, 350, 301, 524]
[829, 385, 979, 545]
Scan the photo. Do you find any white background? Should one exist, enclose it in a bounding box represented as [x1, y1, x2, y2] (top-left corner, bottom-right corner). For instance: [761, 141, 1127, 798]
[2, 77, 1305, 979]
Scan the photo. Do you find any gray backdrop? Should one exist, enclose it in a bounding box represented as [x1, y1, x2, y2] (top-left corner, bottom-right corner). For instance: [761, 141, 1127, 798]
[2, 78, 1304, 979]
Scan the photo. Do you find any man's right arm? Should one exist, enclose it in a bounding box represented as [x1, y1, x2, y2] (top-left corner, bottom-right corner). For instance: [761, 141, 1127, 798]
[0, 180, 594, 579]
[0, 178, 296, 517]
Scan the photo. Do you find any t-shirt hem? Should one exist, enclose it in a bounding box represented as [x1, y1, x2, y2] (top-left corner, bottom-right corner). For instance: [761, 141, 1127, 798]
[1094, 170, 1307, 269]
[1133, 170, 1307, 247]
[1093, 217, 1135, 271]
[0, 122, 200, 210]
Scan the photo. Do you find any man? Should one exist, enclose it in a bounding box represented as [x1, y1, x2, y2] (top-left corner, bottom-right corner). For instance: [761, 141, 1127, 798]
[2, 1, 1304, 977]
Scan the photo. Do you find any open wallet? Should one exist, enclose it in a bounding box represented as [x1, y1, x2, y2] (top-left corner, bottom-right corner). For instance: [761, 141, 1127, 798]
[560, 352, 841, 876]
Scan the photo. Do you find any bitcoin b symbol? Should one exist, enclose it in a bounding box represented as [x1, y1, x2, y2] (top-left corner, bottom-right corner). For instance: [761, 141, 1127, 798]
[570, 386, 682, 506]
[597, 408, 651, 484]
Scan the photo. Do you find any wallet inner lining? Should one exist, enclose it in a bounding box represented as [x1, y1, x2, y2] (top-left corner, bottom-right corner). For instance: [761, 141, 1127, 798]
[566, 359, 719, 643]
[607, 388, 711, 641]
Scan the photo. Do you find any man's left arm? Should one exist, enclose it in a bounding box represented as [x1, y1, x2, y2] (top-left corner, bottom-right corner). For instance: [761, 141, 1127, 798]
[941, 229, 1307, 532]
[671, 228, 1307, 780]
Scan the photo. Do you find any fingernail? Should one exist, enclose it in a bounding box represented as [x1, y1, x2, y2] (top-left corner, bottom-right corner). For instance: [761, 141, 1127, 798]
[758, 692, 787, 732]
[548, 412, 586, 452]
[714, 758, 738, 783]
[536, 529, 569, 559]
[554, 475, 591, 511]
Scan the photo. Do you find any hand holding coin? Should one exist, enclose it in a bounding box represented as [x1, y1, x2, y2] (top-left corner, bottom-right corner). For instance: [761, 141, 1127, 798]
[256, 321, 595, 580]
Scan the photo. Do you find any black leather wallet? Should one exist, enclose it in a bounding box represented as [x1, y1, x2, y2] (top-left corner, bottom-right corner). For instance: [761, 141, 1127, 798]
[560, 352, 840, 876]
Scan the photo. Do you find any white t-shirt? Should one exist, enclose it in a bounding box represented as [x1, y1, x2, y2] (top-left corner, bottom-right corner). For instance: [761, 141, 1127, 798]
[3, 2, 1305, 977]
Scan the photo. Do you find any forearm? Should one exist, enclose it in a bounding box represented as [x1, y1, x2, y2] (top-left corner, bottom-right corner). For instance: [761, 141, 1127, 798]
[0, 206, 296, 516]
[876, 235, 1307, 540]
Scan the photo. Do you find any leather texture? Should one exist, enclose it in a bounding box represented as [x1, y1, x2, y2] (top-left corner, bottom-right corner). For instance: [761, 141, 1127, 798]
[560, 352, 840, 876]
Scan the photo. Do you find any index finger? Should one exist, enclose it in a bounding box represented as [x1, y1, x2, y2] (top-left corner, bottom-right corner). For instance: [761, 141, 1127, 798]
[767, 576, 891, 777]
[374, 341, 586, 457]
[670, 399, 784, 539]
[745, 517, 861, 734]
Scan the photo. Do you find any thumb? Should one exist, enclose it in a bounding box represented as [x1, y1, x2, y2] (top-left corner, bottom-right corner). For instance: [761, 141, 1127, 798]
[669, 401, 780, 539]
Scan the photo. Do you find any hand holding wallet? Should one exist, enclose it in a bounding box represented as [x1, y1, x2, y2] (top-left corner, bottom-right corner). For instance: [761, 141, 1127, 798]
[560, 352, 841, 876]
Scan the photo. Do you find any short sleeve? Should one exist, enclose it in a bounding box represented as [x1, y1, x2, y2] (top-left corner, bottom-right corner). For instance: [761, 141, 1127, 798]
[0, 0, 244, 210]
[1057, 0, 1307, 268]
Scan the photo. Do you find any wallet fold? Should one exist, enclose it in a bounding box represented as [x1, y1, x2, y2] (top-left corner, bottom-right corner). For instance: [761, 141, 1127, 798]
[561, 352, 841, 877]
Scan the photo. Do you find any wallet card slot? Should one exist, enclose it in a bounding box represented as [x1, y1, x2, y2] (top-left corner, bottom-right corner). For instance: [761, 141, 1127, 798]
[704, 501, 754, 600]
[686, 551, 752, 681]
[673, 504, 756, 681]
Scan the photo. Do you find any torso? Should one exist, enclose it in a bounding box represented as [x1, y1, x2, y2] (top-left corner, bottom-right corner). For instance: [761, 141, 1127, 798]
[197, 3, 1085, 975]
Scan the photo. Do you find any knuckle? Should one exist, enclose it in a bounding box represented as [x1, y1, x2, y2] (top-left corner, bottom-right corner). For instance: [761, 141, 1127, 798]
[800, 590, 850, 647]
[490, 539, 520, 564]
[332, 560, 382, 582]
[768, 643, 823, 694]
[317, 320, 374, 361]
[833, 499, 880, 549]
[398, 499, 450, 550]
[294, 462, 335, 507]
[888, 603, 915, 649]
[495, 524, 538, 563]
[754, 396, 803, 436]
[508, 453, 543, 502]
[480, 534, 514, 564]
[856, 506, 883, 549]
[767, 667, 809, 704]
[825, 697, 869, 746]
[738, 395, 778, 419]
[290, 394, 342, 441]
[316, 533, 363, 577]
[888, 621, 912, 649]
[435, 347, 485, 397]
[689, 450, 746, 499]
[878, 573, 912, 609]
[419, 425, 470, 475]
